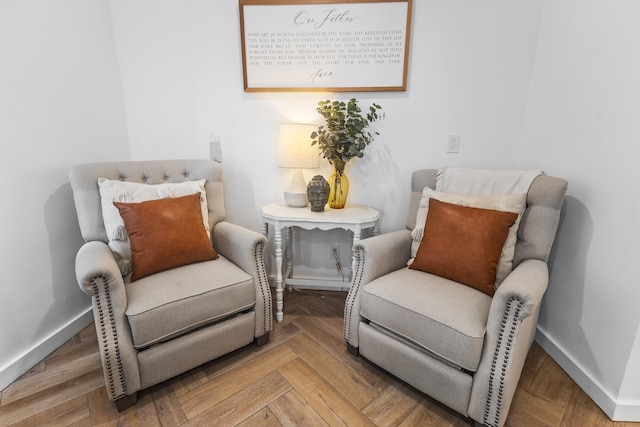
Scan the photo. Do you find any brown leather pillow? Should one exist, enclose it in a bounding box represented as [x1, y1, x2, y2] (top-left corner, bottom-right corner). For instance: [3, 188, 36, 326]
[114, 193, 218, 282]
[409, 198, 518, 296]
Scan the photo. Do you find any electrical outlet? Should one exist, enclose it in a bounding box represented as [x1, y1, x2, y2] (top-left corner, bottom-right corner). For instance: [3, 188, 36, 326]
[329, 244, 340, 261]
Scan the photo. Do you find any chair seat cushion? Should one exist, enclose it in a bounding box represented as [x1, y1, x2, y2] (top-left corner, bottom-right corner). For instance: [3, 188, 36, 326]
[360, 267, 492, 372]
[125, 256, 255, 349]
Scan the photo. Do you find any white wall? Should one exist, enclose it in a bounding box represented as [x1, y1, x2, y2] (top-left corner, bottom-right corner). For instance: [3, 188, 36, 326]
[110, 0, 544, 275]
[0, 0, 130, 389]
[110, 0, 543, 232]
[518, 0, 640, 420]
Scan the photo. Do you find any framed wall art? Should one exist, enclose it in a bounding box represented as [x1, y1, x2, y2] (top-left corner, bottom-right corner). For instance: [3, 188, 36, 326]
[239, 0, 412, 92]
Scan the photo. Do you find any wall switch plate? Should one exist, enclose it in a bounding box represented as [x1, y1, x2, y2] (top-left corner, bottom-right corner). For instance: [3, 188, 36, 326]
[209, 134, 222, 163]
[447, 134, 461, 153]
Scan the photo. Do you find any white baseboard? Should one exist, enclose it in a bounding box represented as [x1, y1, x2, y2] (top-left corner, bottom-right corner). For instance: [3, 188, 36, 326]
[613, 402, 640, 422]
[0, 308, 93, 392]
[535, 327, 640, 422]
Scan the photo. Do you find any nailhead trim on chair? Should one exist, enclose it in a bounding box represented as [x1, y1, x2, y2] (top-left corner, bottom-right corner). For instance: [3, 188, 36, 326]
[483, 296, 523, 427]
[91, 274, 126, 401]
[344, 246, 365, 342]
[254, 241, 272, 333]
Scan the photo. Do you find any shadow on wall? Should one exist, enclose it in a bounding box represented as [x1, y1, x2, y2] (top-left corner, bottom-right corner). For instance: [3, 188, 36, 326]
[38, 182, 90, 341]
[540, 195, 604, 391]
[222, 162, 261, 232]
[358, 141, 405, 213]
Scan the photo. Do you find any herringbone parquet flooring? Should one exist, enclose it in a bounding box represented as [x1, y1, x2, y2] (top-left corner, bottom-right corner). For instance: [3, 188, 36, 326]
[0, 289, 634, 426]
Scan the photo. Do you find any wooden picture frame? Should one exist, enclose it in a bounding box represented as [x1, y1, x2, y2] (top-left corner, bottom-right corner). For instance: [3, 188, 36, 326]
[239, 0, 412, 92]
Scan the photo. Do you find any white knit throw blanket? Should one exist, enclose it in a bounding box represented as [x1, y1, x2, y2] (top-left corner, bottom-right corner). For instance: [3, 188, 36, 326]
[435, 167, 542, 196]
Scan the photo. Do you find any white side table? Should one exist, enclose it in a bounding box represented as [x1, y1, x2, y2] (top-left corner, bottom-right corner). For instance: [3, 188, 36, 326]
[261, 203, 381, 323]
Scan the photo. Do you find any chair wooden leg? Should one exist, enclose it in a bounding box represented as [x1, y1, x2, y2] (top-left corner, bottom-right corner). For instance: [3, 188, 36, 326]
[255, 332, 270, 347]
[114, 393, 137, 412]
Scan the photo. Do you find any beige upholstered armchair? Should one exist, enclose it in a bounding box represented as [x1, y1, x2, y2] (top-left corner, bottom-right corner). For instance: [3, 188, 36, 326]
[344, 168, 567, 427]
[69, 159, 272, 410]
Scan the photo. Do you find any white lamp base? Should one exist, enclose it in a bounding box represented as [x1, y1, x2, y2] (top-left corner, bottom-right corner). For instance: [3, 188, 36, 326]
[283, 169, 309, 207]
[284, 191, 308, 207]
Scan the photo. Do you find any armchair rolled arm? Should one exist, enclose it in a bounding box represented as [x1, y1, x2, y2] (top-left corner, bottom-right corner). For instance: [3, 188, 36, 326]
[493, 258, 549, 320]
[344, 229, 412, 347]
[75, 241, 123, 296]
[212, 221, 272, 337]
[469, 259, 549, 427]
[75, 241, 141, 402]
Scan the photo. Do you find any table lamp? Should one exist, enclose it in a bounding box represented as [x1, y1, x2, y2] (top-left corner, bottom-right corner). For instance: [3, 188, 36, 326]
[277, 123, 320, 207]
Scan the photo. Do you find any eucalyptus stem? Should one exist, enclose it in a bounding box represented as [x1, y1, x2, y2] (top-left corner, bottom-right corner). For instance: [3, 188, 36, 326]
[310, 98, 382, 166]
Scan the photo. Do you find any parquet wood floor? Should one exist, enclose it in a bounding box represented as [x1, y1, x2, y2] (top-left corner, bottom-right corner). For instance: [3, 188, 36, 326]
[0, 289, 635, 426]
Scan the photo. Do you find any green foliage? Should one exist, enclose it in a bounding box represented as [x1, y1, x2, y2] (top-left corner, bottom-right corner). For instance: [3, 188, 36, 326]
[310, 98, 382, 170]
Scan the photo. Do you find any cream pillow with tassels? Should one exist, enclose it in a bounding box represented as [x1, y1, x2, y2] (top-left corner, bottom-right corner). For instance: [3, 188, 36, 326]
[98, 178, 210, 276]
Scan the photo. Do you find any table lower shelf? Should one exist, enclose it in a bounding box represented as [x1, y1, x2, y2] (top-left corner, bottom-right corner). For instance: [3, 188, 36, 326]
[283, 276, 351, 292]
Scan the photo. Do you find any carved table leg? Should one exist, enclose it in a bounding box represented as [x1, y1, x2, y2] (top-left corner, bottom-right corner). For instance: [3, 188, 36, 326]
[274, 225, 284, 323]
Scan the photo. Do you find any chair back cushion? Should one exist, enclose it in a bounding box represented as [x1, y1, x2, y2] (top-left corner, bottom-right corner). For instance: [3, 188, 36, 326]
[406, 169, 567, 267]
[69, 159, 225, 243]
